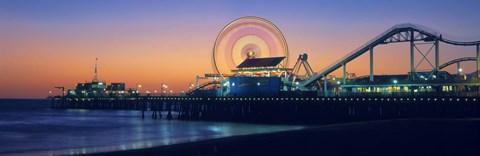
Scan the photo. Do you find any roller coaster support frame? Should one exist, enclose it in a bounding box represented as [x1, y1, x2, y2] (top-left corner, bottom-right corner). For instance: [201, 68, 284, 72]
[323, 77, 327, 96]
[370, 47, 374, 82]
[410, 30, 415, 80]
[435, 38, 440, 77]
[343, 63, 347, 85]
[477, 44, 479, 79]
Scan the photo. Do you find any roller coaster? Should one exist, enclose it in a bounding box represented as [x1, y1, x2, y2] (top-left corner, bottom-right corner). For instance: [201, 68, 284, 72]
[296, 23, 480, 94]
[439, 57, 476, 70]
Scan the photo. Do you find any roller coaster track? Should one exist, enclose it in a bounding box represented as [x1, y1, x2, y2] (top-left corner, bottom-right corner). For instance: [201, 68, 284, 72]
[186, 81, 219, 95]
[299, 23, 480, 89]
[438, 57, 477, 70]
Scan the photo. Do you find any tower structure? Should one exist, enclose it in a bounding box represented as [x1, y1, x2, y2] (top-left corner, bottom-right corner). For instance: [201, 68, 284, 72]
[93, 58, 99, 82]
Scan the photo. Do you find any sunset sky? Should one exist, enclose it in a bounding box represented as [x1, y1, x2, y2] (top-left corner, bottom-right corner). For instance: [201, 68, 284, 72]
[1, 0, 479, 99]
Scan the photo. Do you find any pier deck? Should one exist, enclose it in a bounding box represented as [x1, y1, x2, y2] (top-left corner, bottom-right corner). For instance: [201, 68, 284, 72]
[52, 96, 480, 124]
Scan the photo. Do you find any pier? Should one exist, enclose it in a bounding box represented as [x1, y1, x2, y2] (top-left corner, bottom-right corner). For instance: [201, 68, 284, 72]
[52, 96, 480, 124]
[49, 18, 480, 124]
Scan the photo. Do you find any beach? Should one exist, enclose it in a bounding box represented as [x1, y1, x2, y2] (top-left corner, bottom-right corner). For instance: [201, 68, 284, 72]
[91, 118, 480, 156]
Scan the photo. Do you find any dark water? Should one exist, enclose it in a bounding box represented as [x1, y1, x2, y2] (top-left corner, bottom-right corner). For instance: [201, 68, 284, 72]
[0, 99, 304, 156]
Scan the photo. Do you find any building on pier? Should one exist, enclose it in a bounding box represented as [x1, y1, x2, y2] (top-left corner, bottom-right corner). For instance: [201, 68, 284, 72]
[335, 72, 480, 97]
[65, 59, 139, 98]
[220, 55, 291, 97]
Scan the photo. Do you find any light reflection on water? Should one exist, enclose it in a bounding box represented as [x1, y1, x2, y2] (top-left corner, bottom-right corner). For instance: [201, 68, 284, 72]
[0, 100, 304, 156]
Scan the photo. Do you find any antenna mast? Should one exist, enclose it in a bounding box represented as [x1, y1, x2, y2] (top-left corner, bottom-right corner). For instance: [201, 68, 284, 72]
[93, 58, 99, 82]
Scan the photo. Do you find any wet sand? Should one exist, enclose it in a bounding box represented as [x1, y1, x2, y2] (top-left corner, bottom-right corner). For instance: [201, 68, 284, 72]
[90, 118, 480, 156]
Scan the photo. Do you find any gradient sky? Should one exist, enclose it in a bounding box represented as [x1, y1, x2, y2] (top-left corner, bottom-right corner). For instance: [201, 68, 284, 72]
[1, 0, 479, 99]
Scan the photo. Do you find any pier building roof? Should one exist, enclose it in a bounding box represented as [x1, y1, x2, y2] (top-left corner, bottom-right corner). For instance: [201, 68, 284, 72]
[237, 57, 285, 68]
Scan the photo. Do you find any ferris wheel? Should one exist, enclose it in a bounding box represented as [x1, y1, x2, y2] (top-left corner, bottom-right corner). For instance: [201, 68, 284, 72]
[213, 16, 289, 78]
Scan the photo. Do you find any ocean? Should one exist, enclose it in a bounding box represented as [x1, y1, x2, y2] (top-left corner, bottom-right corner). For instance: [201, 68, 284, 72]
[0, 99, 304, 156]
